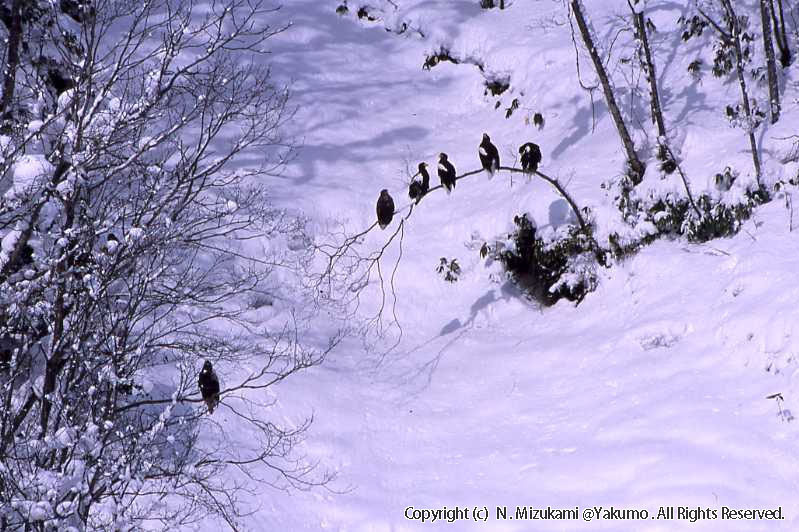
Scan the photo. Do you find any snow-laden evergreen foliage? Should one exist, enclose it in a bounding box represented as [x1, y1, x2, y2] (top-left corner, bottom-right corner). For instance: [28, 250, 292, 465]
[487, 214, 599, 305]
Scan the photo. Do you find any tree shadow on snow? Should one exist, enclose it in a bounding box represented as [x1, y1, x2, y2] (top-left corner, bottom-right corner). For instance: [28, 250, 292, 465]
[551, 97, 606, 160]
[386, 282, 533, 395]
[259, 2, 481, 188]
[283, 124, 431, 187]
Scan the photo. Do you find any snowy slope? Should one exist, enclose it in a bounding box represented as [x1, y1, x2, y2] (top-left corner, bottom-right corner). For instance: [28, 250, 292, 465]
[206, 1, 799, 530]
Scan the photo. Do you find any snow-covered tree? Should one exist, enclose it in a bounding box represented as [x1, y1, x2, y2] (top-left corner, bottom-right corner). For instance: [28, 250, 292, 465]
[0, 0, 336, 528]
[0, 0, 89, 123]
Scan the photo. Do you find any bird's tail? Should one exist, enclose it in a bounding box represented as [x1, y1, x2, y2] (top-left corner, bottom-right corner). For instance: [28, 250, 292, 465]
[205, 395, 219, 415]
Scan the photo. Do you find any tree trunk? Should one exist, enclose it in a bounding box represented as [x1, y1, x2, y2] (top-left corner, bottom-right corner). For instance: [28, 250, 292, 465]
[0, 0, 23, 122]
[769, 0, 792, 66]
[720, 0, 763, 181]
[629, 1, 700, 217]
[631, 9, 666, 138]
[570, 0, 645, 183]
[760, 0, 781, 123]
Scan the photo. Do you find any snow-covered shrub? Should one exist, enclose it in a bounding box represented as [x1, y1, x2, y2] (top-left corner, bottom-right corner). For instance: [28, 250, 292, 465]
[608, 167, 770, 249]
[489, 214, 599, 305]
[357, 6, 379, 21]
[480, 0, 506, 8]
[423, 47, 461, 70]
[484, 75, 510, 96]
[504, 98, 520, 119]
[437, 257, 462, 283]
[684, 187, 769, 241]
[680, 9, 755, 80]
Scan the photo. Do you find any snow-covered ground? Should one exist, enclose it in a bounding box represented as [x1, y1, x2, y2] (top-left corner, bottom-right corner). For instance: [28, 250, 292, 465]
[205, 1, 799, 529]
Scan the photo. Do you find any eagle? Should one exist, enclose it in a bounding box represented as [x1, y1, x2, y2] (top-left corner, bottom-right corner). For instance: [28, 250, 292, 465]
[519, 142, 542, 174]
[198, 360, 220, 414]
[438, 153, 457, 193]
[376, 189, 395, 229]
[479, 133, 500, 178]
[409, 162, 430, 203]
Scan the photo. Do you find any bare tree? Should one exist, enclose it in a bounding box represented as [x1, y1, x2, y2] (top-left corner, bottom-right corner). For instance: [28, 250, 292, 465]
[0, 0, 337, 529]
[720, 0, 763, 180]
[627, 0, 700, 216]
[760, 0, 781, 122]
[695, 0, 763, 181]
[568, 0, 646, 183]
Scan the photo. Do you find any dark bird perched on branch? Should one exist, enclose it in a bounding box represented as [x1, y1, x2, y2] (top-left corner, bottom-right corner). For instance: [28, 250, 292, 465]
[408, 182, 423, 203]
[198, 360, 220, 414]
[438, 153, 457, 193]
[409, 162, 430, 203]
[479, 133, 500, 178]
[519, 142, 542, 174]
[533, 112, 545, 130]
[419, 162, 430, 193]
[376, 189, 395, 229]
